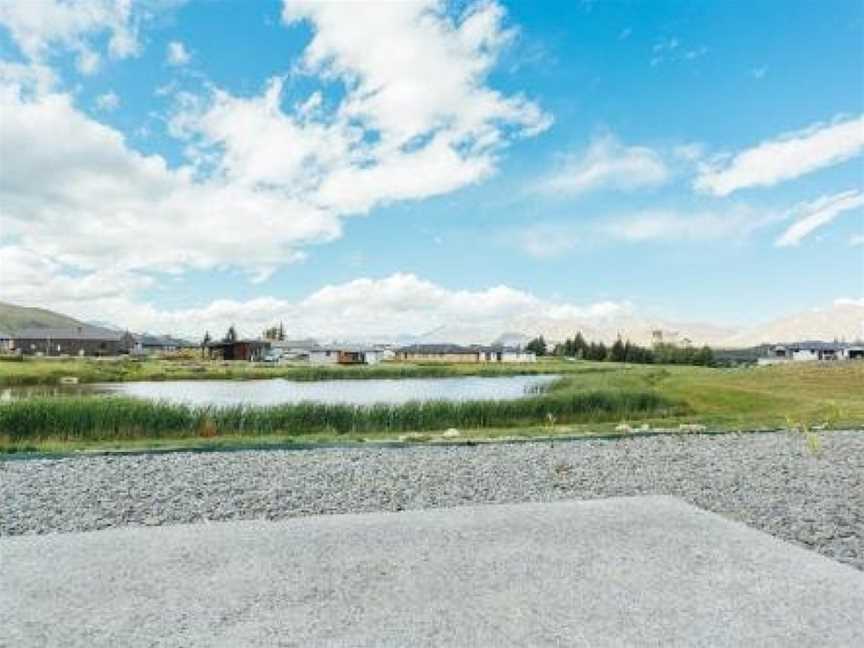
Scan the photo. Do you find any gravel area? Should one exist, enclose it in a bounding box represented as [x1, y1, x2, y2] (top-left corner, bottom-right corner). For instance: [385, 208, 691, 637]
[2, 430, 863, 570]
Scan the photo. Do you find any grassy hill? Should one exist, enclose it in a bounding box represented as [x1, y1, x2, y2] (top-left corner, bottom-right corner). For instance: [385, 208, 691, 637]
[0, 302, 84, 335]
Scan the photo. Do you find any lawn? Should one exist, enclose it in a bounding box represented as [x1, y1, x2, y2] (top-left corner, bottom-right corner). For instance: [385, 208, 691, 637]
[0, 358, 861, 454]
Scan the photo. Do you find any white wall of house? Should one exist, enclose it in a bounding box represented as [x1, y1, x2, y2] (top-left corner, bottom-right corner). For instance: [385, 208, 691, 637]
[501, 351, 537, 363]
[308, 350, 340, 364]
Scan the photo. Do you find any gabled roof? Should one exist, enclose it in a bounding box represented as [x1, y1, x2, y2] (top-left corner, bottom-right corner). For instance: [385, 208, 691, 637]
[136, 334, 195, 347]
[207, 339, 270, 347]
[14, 326, 130, 342]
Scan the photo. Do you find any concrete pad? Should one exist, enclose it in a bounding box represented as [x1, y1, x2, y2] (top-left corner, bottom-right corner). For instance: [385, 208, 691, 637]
[2, 496, 862, 647]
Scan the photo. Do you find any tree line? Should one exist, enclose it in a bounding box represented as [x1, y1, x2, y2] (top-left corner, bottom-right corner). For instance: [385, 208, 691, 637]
[524, 333, 715, 366]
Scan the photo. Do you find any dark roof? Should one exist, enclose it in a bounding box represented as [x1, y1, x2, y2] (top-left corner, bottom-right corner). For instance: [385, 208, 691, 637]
[207, 339, 270, 347]
[775, 341, 851, 351]
[14, 326, 130, 342]
[136, 334, 195, 348]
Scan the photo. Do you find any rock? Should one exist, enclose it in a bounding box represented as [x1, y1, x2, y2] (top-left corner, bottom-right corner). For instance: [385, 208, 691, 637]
[442, 428, 461, 438]
[2, 430, 861, 571]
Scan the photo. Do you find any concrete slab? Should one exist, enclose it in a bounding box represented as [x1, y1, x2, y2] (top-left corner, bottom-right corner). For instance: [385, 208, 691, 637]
[2, 496, 862, 647]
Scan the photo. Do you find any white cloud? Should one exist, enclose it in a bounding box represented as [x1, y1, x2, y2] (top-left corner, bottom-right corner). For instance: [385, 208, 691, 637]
[94, 90, 119, 111]
[169, 1, 550, 220]
[538, 134, 668, 196]
[75, 47, 100, 75]
[602, 206, 780, 242]
[0, 72, 339, 280]
[498, 224, 582, 259]
[850, 234, 864, 247]
[0, 246, 152, 305]
[166, 40, 190, 66]
[834, 297, 864, 307]
[775, 190, 864, 247]
[0, 270, 630, 341]
[1, 1, 548, 291]
[695, 115, 864, 196]
[0, 0, 151, 67]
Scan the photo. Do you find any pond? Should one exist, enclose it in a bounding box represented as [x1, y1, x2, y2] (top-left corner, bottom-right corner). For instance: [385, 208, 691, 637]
[1, 375, 560, 407]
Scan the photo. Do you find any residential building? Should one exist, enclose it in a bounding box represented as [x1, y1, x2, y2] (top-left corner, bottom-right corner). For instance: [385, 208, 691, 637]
[395, 344, 536, 363]
[206, 339, 271, 361]
[13, 326, 136, 356]
[308, 347, 383, 365]
[759, 341, 862, 364]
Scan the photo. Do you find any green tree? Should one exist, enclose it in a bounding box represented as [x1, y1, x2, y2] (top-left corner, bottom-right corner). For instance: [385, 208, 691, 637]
[573, 332, 587, 358]
[609, 337, 626, 362]
[201, 331, 211, 359]
[525, 336, 548, 356]
[224, 325, 238, 343]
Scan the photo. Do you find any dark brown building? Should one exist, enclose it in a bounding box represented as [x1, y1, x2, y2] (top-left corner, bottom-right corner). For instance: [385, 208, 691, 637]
[207, 340, 271, 361]
[14, 326, 136, 356]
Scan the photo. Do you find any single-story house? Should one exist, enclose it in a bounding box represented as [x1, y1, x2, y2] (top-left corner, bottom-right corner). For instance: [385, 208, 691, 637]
[267, 339, 321, 362]
[133, 334, 195, 355]
[759, 341, 861, 364]
[308, 347, 384, 365]
[395, 344, 536, 364]
[13, 326, 136, 356]
[847, 345, 864, 360]
[207, 339, 271, 362]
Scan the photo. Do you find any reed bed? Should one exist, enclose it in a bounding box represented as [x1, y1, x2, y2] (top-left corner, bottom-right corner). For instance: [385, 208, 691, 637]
[0, 357, 602, 386]
[0, 390, 679, 443]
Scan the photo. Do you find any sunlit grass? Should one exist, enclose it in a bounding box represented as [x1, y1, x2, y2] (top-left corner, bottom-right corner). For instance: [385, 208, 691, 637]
[2, 358, 861, 454]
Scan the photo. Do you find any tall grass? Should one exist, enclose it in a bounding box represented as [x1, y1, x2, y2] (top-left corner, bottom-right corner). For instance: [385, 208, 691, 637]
[0, 390, 680, 443]
[0, 357, 601, 386]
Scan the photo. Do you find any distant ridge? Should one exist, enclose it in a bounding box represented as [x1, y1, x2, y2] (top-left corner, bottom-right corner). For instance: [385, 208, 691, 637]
[0, 302, 85, 335]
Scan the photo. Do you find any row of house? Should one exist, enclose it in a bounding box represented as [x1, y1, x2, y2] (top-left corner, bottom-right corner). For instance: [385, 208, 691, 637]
[2, 326, 196, 357]
[204, 340, 537, 364]
[758, 341, 864, 365]
[1, 327, 537, 364]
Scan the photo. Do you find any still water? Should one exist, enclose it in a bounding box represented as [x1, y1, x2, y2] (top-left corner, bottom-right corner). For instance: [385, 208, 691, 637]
[2, 375, 559, 407]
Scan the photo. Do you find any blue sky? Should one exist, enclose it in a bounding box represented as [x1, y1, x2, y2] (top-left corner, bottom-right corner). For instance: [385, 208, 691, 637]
[0, 0, 862, 339]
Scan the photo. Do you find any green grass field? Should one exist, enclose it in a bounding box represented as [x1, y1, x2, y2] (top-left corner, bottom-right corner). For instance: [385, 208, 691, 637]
[1, 358, 861, 454]
[0, 355, 582, 385]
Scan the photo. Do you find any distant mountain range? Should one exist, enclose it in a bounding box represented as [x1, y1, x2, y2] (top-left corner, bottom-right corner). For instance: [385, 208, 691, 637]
[1, 299, 861, 349]
[0, 301, 85, 335]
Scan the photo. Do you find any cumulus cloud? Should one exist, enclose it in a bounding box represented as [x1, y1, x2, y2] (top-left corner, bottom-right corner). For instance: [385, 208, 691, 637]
[1, 1, 548, 294]
[94, 90, 119, 111]
[0, 72, 337, 281]
[166, 40, 190, 66]
[0, 271, 630, 341]
[538, 134, 668, 196]
[775, 190, 864, 247]
[0, 0, 151, 66]
[695, 115, 864, 196]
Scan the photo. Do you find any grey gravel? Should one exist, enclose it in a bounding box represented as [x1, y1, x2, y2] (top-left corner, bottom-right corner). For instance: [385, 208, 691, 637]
[2, 430, 863, 569]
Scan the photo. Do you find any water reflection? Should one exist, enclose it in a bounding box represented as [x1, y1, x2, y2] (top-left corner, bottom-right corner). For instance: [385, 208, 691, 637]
[2, 375, 559, 407]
